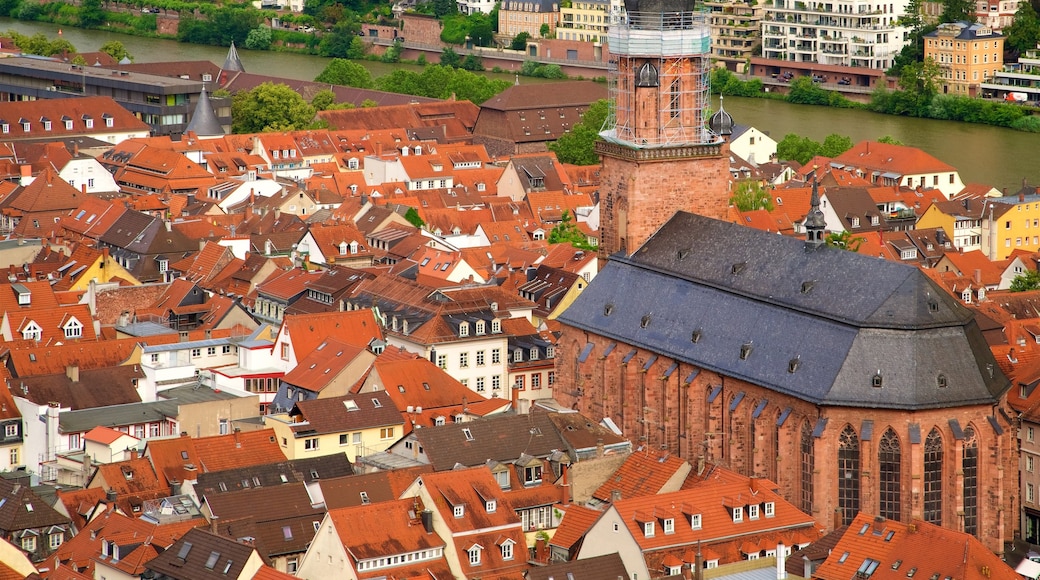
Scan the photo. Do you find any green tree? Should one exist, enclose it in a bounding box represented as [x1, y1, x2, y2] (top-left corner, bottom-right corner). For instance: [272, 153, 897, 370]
[99, 40, 132, 62]
[1004, 1, 1040, 57]
[820, 133, 853, 157]
[0, 0, 20, 18]
[71, 54, 87, 65]
[729, 180, 774, 211]
[79, 0, 105, 27]
[776, 133, 820, 164]
[381, 41, 402, 63]
[245, 26, 272, 50]
[547, 99, 608, 165]
[825, 231, 865, 252]
[876, 135, 904, 145]
[539, 23, 550, 37]
[433, 0, 457, 17]
[440, 46, 461, 67]
[1011, 269, 1040, 291]
[548, 210, 595, 250]
[405, 207, 425, 228]
[891, 0, 928, 71]
[318, 20, 364, 58]
[941, 0, 976, 22]
[315, 58, 373, 87]
[897, 57, 942, 116]
[361, 99, 378, 107]
[461, 54, 484, 71]
[311, 88, 337, 111]
[787, 76, 829, 105]
[510, 31, 531, 50]
[232, 82, 317, 133]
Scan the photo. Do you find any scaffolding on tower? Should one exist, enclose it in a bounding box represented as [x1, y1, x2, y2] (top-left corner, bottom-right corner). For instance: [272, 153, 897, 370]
[601, 10, 717, 148]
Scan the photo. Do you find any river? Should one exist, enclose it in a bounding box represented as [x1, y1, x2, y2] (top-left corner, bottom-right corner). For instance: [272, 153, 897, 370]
[2, 18, 1038, 191]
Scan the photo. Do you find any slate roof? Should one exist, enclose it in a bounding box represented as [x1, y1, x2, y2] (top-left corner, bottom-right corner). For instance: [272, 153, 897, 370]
[145, 527, 258, 580]
[0, 477, 70, 533]
[412, 412, 568, 471]
[557, 212, 1009, 409]
[319, 465, 431, 509]
[524, 552, 627, 580]
[287, 390, 401, 435]
[194, 455, 353, 497]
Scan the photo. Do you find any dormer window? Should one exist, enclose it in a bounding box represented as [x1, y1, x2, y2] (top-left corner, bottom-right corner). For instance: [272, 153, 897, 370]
[1, 123, 9, 134]
[459, 322, 469, 337]
[491, 319, 501, 333]
[851, 217, 860, 227]
[476, 320, 485, 335]
[871, 215, 880, 225]
[83, 116, 93, 129]
[485, 500, 496, 513]
[530, 347, 538, 361]
[104, 115, 114, 128]
[764, 502, 775, 517]
[732, 507, 743, 523]
[467, 545, 481, 565]
[348, 158, 359, 170]
[43, 120, 51, 131]
[22, 321, 41, 341]
[663, 518, 674, 534]
[748, 503, 759, 519]
[64, 317, 83, 339]
[690, 513, 701, 529]
[500, 539, 514, 561]
[20, 121, 29, 132]
[643, 521, 655, 537]
[63, 117, 72, 130]
[339, 242, 348, 255]
[514, 349, 523, 362]
[454, 504, 465, 518]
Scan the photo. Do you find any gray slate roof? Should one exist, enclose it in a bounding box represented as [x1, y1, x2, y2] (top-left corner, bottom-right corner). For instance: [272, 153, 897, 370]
[184, 87, 225, 137]
[222, 41, 245, 73]
[413, 412, 568, 471]
[557, 212, 1009, 410]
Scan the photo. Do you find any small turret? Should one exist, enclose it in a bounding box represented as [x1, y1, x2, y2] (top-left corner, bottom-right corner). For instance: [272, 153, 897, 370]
[804, 169, 826, 249]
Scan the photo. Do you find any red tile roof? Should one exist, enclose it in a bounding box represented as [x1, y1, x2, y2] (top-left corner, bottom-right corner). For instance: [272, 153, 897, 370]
[280, 310, 384, 359]
[592, 448, 690, 502]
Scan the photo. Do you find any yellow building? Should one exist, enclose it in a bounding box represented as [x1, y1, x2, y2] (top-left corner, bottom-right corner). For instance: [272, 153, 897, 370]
[914, 197, 988, 253]
[925, 21, 1003, 96]
[556, 0, 609, 43]
[980, 195, 1040, 260]
[267, 391, 404, 462]
[500, 0, 559, 38]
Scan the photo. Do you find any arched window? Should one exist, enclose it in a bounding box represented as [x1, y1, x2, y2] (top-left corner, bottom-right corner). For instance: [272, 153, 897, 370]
[963, 426, 978, 536]
[800, 421, 814, 514]
[878, 428, 901, 521]
[838, 425, 860, 525]
[924, 428, 943, 525]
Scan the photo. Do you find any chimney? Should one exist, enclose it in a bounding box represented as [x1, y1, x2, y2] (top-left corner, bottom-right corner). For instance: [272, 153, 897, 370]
[833, 508, 843, 529]
[274, 207, 281, 220]
[1003, 187, 1009, 197]
[80, 183, 86, 195]
[974, 269, 982, 284]
[776, 542, 787, 579]
[106, 489, 117, 503]
[66, 364, 79, 383]
[610, 489, 621, 503]
[421, 509, 434, 533]
[596, 437, 604, 458]
[130, 449, 139, 460]
[164, 219, 172, 232]
[19, 165, 30, 185]
[211, 515, 219, 534]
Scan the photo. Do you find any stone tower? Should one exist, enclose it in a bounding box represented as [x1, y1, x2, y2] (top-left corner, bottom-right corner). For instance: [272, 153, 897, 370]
[597, 0, 731, 258]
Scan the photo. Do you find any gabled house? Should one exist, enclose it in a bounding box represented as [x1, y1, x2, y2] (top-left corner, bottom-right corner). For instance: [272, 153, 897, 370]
[515, 264, 587, 324]
[268, 337, 376, 413]
[143, 527, 268, 580]
[0, 167, 86, 237]
[298, 222, 373, 268]
[0, 476, 73, 563]
[144, 429, 286, 489]
[831, 141, 965, 199]
[809, 512, 1017, 580]
[267, 390, 403, 462]
[271, 310, 384, 372]
[298, 498, 453, 580]
[98, 210, 199, 283]
[576, 467, 821, 579]
[916, 195, 988, 253]
[497, 153, 572, 203]
[399, 466, 528, 579]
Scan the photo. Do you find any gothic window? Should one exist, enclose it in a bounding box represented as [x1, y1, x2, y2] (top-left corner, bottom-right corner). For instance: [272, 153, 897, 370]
[800, 421, 814, 515]
[924, 428, 943, 525]
[963, 426, 978, 536]
[635, 61, 659, 88]
[878, 428, 901, 521]
[668, 78, 681, 119]
[838, 425, 860, 526]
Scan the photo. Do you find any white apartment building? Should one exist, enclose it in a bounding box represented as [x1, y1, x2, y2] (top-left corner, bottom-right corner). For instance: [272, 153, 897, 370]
[761, 0, 909, 69]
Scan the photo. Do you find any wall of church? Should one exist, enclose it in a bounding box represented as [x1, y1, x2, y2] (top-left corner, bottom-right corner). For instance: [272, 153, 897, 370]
[597, 147, 731, 257]
[554, 331, 1017, 553]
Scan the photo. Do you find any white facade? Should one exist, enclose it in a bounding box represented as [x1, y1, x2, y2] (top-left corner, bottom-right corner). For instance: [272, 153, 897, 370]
[141, 340, 240, 401]
[729, 125, 777, 166]
[389, 333, 512, 401]
[761, 0, 909, 70]
[575, 505, 651, 580]
[457, 0, 497, 14]
[58, 158, 119, 194]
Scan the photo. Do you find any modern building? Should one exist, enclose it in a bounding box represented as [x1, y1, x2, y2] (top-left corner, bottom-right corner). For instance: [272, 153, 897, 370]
[924, 21, 1004, 96]
[761, 0, 909, 70]
[705, 0, 764, 71]
[0, 56, 231, 136]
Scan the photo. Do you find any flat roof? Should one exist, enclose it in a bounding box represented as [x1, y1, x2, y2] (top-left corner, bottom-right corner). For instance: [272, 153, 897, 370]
[0, 57, 205, 94]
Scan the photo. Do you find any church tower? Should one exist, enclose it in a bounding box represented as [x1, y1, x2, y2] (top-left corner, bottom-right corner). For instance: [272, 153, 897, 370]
[597, 0, 731, 258]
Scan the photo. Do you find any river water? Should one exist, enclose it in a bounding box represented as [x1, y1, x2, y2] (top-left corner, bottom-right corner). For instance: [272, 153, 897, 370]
[2, 18, 1037, 190]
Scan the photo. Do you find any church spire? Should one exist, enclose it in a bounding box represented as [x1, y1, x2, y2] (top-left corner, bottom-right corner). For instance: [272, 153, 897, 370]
[222, 41, 244, 73]
[804, 168, 826, 249]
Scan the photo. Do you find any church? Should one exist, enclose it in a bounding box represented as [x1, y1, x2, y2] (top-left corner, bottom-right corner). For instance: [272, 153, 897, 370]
[553, 0, 1017, 554]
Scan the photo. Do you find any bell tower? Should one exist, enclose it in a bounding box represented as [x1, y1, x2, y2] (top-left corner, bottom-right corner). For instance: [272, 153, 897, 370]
[597, 1, 731, 258]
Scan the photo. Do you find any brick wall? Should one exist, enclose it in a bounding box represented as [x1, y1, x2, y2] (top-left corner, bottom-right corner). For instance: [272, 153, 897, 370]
[400, 13, 444, 46]
[554, 331, 1016, 552]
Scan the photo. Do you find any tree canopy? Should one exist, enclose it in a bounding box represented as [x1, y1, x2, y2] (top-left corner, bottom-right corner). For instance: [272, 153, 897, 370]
[315, 58, 373, 88]
[232, 82, 318, 133]
[1011, 270, 1040, 292]
[729, 180, 774, 211]
[825, 231, 865, 252]
[547, 99, 608, 165]
[548, 210, 595, 250]
[775, 132, 853, 164]
[1004, 1, 1040, 56]
[374, 65, 509, 104]
[7, 31, 76, 56]
[99, 41, 132, 62]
